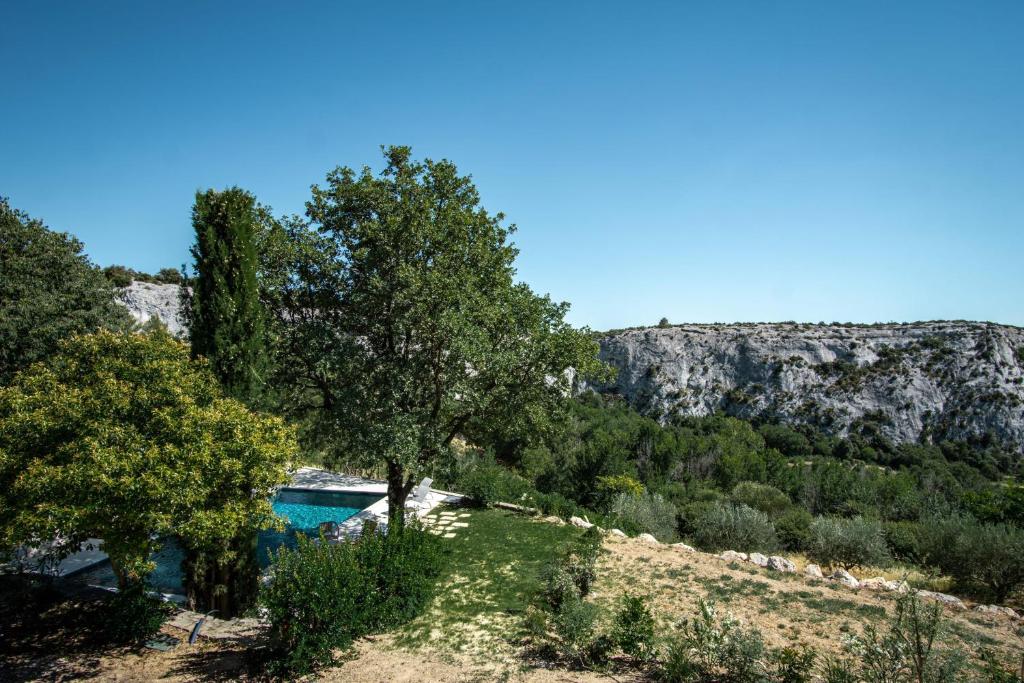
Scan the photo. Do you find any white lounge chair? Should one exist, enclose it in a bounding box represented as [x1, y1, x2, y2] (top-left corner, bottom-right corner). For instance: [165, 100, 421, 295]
[405, 477, 434, 513]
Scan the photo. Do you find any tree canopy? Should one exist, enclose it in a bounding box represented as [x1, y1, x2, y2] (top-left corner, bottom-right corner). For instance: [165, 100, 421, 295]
[0, 330, 295, 592]
[0, 198, 131, 384]
[187, 187, 269, 405]
[266, 146, 607, 520]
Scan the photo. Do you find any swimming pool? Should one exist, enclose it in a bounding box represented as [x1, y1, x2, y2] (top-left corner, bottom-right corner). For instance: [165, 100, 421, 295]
[72, 488, 383, 594]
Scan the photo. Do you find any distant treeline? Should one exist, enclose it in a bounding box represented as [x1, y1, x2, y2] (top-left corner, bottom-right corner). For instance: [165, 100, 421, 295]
[102, 264, 184, 287]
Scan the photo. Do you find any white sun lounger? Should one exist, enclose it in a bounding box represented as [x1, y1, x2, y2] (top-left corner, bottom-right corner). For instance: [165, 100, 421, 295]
[404, 477, 433, 512]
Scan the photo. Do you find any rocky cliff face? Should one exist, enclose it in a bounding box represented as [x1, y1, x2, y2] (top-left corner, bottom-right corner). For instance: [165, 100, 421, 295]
[118, 281, 187, 336]
[593, 322, 1024, 453]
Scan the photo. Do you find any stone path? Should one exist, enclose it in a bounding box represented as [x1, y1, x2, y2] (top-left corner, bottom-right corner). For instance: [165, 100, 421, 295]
[421, 510, 471, 539]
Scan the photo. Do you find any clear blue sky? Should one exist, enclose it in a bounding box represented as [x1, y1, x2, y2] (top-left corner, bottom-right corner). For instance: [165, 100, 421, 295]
[3, 1, 1022, 330]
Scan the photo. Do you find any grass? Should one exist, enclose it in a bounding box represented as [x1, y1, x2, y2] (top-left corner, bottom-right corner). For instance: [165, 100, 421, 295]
[394, 507, 582, 662]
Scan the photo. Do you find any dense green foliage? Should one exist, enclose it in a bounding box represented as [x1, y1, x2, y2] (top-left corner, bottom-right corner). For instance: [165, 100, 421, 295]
[0, 198, 131, 384]
[262, 147, 606, 521]
[0, 331, 294, 611]
[456, 391, 1024, 602]
[261, 525, 445, 675]
[187, 187, 269, 406]
[102, 264, 183, 287]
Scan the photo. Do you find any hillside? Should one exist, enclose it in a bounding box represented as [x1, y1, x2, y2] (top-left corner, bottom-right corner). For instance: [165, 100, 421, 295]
[593, 322, 1024, 453]
[115, 284, 1024, 454]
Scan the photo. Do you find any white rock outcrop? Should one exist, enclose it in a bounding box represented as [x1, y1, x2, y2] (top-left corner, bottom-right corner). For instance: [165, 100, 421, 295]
[591, 322, 1024, 452]
[608, 528, 627, 537]
[118, 281, 188, 336]
[637, 533, 660, 544]
[672, 542, 696, 552]
[917, 590, 966, 610]
[804, 564, 824, 579]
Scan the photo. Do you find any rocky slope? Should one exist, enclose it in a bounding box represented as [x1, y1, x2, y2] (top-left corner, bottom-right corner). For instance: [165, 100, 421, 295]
[117, 282, 1024, 452]
[118, 281, 187, 336]
[593, 322, 1024, 453]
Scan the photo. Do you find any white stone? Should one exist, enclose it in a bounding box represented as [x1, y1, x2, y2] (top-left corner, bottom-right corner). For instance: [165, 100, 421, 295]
[767, 556, 796, 573]
[975, 604, 1019, 619]
[720, 550, 748, 563]
[917, 590, 966, 610]
[569, 516, 594, 529]
[748, 552, 769, 567]
[450, 522, 468, 528]
[608, 528, 627, 537]
[804, 564, 823, 579]
[543, 515, 565, 525]
[442, 532, 456, 539]
[672, 543, 696, 552]
[829, 569, 860, 589]
[637, 533, 660, 544]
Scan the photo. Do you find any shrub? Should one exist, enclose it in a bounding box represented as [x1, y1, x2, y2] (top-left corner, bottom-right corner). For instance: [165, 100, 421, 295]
[552, 597, 600, 666]
[106, 584, 172, 643]
[456, 456, 534, 507]
[775, 507, 813, 552]
[884, 520, 926, 564]
[261, 525, 445, 675]
[806, 516, 890, 570]
[844, 591, 965, 683]
[535, 491, 582, 519]
[658, 599, 766, 682]
[611, 594, 656, 661]
[920, 515, 1024, 603]
[730, 481, 792, 517]
[596, 473, 645, 507]
[609, 491, 678, 541]
[769, 646, 816, 683]
[690, 502, 779, 553]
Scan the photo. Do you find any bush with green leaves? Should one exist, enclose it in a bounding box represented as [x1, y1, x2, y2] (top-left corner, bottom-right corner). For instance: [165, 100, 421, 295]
[731, 481, 792, 517]
[609, 491, 678, 540]
[775, 507, 814, 552]
[690, 502, 779, 553]
[455, 455, 535, 508]
[918, 515, 1024, 603]
[612, 594, 656, 662]
[261, 524, 445, 675]
[806, 515, 890, 570]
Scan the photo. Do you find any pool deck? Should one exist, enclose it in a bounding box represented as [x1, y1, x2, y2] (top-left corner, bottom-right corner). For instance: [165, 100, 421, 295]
[25, 467, 462, 578]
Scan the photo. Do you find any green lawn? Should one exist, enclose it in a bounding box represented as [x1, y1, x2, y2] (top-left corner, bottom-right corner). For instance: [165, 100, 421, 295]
[395, 507, 582, 663]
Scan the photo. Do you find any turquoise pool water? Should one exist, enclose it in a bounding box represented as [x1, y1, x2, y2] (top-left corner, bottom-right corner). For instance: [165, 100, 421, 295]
[73, 488, 383, 594]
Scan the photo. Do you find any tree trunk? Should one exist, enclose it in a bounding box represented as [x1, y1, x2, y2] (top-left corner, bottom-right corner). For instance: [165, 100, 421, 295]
[386, 460, 408, 533]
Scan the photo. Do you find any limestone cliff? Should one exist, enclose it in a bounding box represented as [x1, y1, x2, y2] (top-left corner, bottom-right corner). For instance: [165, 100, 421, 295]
[593, 322, 1024, 453]
[117, 281, 187, 337]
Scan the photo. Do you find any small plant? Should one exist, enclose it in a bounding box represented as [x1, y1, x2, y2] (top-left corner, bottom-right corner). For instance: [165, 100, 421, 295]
[658, 599, 766, 682]
[552, 597, 601, 666]
[769, 646, 816, 683]
[612, 594, 656, 662]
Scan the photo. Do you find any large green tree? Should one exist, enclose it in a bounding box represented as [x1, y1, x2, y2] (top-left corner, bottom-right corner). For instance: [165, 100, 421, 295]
[0, 330, 295, 616]
[270, 147, 606, 523]
[0, 197, 131, 384]
[187, 187, 269, 405]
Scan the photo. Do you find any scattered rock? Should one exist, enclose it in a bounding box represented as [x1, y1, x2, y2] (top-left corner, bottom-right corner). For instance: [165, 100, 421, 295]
[829, 569, 860, 589]
[637, 533, 660, 545]
[720, 550, 748, 563]
[672, 543, 696, 552]
[543, 515, 565, 525]
[859, 577, 892, 591]
[608, 528, 627, 537]
[767, 556, 796, 573]
[804, 564, 824, 579]
[975, 605, 1019, 619]
[569, 516, 593, 529]
[917, 590, 966, 610]
[748, 552, 769, 567]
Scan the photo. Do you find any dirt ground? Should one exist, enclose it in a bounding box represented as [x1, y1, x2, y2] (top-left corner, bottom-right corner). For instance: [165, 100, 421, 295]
[3, 532, 1022, 682]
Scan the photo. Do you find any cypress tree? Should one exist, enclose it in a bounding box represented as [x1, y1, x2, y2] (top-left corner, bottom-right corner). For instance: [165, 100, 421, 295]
[185, 187, 269, 616]
[187, 187, 268, 405]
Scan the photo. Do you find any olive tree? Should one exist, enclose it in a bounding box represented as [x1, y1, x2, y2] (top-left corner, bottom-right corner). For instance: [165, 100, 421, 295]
[0, 330, 295, 615]
[268, 147, 606, 524]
